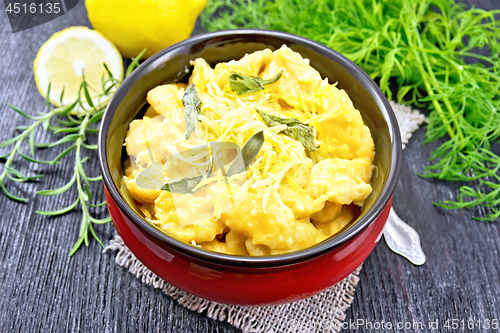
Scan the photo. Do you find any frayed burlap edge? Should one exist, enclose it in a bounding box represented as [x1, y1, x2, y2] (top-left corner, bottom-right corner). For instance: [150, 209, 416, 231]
[103, 101, 425, 333]
[104, 235, 361, 333]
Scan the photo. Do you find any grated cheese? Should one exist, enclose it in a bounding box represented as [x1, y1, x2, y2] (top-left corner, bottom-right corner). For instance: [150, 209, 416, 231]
[123, 45, 375, 256]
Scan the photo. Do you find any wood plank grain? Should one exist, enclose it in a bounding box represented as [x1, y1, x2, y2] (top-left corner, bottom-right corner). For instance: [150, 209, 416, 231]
[345, 125, 500, 332]
[1, 1, 499, 333]
[344, 0, 500, 327]
[0, 2, 240, 332]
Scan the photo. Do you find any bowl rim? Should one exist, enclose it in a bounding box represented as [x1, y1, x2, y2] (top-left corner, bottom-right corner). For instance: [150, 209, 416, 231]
[98, 29, 402, 268]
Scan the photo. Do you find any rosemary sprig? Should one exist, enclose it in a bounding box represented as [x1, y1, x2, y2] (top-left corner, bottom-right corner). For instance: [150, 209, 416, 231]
[202, 0, 500, 221]
[0, 89, 76, 202]
[0, 49, 146, 255]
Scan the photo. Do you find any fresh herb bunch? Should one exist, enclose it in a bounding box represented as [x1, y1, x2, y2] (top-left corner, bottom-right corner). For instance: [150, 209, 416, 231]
[201, 0, 500, 221]
[0, 50, 145, 255]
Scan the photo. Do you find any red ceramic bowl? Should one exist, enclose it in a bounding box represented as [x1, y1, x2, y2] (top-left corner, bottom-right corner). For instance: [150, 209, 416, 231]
[98, 30, 402, 306]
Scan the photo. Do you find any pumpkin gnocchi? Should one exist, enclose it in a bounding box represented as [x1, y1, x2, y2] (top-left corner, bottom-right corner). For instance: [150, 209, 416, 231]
[122, 45, 375, 256]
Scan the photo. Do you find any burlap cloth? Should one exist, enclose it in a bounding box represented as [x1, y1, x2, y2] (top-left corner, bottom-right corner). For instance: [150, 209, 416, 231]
[104, 101, 425, 333]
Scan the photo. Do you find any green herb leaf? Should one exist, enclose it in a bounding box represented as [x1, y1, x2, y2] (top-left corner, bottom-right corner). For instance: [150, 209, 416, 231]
[103, 63, 113, 79]
[89, 109, 105, 123]
[18, 151, 60, 165]
[45, 82, 52, 110]
[88, 224, 105, 250]
[88, 201, 107, 208]
[28, 130, 35, 157]
[229, 71, 282, 95]
[82, 81, 94, 108]
[7, 104, 39, 120]
[1, 183, 27, 202]
[125, 48, 147, 78]
[256, 109, 318, 152]
[161, 175, 205, 194]
[50, 144, 76, 164]
[33, 142, 52, 148]
[59, 85, 65, 105]
[54, 117, 73, 126]
[52, 127, 79, 134]
[37, 174, 76, 196]
[226, 131, 265, 177]
[87, 175, 103, 182]
[6, 166, 29, 181]
[86, 126, 100, 134]
[83, 183, 92, 201]
[0, 133, 23, 148]
[182, 84, 202, 140]
[47, 134, 81, 148]
[36, 199, 80, 216]
[42, 118, 50, 131]
[89, 216, 112, 224]
[68, 237, 84, 257]
[82, 142, 98, 150]
[58, 100, 78, 116]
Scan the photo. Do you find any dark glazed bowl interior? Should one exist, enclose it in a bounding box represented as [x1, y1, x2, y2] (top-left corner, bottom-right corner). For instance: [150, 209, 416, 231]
[99, 29, 402, 268]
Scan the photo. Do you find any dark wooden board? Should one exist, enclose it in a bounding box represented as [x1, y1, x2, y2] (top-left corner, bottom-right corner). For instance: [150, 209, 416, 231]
[0, 1, 499, 332]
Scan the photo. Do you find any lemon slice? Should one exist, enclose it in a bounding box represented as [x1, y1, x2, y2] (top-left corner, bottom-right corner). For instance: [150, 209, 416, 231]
[34, 26, 123, 110]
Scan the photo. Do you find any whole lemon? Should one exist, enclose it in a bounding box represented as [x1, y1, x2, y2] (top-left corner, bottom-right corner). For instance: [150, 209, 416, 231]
[85, 0, 207, 58]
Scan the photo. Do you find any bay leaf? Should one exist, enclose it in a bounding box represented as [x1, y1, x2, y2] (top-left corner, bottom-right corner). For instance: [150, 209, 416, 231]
[226, 131, 265, 177]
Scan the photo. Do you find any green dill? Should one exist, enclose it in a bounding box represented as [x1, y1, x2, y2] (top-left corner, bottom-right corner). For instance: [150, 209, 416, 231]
[202, 0, 500, 221]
